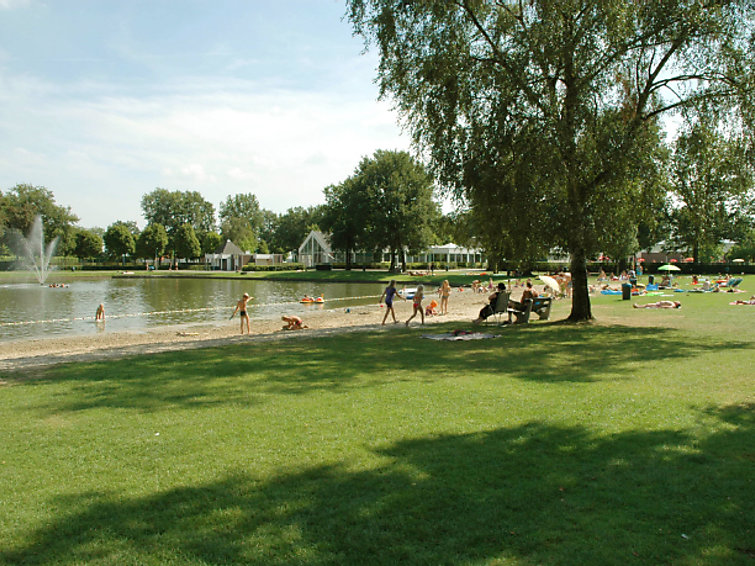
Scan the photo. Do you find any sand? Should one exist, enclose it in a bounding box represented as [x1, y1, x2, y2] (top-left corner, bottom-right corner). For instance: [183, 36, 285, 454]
[1, 287, 528, 374]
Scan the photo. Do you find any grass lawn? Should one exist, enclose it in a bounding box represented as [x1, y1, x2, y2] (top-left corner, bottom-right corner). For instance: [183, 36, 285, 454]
[0, 289, 753, 565]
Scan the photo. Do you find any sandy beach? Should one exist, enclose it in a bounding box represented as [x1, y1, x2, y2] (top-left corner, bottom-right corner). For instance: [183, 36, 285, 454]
[1, 286, 534, 374]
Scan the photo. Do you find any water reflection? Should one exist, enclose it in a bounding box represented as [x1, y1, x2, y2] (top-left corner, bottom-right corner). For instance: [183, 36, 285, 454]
[0, 277, 383, 341]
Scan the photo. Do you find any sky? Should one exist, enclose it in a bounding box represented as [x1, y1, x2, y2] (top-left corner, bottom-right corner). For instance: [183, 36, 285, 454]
[0, 0, 413, 229]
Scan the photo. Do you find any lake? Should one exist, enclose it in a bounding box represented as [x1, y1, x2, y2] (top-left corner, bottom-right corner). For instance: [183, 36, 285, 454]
[0, 276, 387, 342]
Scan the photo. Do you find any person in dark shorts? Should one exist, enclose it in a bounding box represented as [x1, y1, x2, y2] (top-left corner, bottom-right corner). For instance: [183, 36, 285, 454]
[379, 280, 405, 325]
[231, 292, 254, 334]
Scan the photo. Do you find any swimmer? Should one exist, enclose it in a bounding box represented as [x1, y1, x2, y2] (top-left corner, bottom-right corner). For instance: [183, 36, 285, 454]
[230, 293, 254, 334]
[281, 315, 307, 330]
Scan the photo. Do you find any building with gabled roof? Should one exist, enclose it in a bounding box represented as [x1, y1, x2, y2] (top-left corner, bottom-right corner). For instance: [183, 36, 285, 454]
[298, 230, 336, 267]
[205, 240, 251, 271]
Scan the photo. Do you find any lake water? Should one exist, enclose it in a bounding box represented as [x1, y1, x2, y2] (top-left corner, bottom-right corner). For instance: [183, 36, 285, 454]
[0, 276, 387, 342]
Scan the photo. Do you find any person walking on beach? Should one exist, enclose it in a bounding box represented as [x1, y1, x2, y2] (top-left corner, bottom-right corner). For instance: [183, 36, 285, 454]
[405, 285, 425, 326]
[438, 279, 451, 315]
[379, 280, 405, 325]
[231, 292, 254, 334]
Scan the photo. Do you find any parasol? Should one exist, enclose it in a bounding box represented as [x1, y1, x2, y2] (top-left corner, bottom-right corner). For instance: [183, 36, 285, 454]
[539, 275, 562, 294]
[658, 264, 681, 272]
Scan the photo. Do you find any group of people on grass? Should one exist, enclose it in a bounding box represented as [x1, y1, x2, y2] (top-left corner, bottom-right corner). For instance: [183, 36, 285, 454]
[217, 272, 751, 336]
[471, 279, 540, 324]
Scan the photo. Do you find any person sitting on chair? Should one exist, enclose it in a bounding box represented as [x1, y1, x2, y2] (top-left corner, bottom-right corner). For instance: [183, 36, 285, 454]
[508, 280, 537, 310]
[473, 282, 506, 324]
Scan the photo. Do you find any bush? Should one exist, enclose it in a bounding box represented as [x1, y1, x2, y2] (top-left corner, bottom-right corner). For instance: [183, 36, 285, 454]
[242, 263, 306, 272]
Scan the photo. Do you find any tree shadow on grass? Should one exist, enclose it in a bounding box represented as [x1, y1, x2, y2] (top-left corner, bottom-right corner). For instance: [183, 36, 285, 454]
[3, 404, 752, 565]
[20, 322, 754, 415]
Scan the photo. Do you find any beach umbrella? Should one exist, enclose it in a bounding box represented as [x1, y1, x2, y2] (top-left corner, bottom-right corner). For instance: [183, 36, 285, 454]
[732, 258, 745, 263]
[658, 264, 681, 272]
[684, 257, 694, 263]
[669, 258, 678, 263]
[538, 275, 562, 294]
[637, 258, 645, 262]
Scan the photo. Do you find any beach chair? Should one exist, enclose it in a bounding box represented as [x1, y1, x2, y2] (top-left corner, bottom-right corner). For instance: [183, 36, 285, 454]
[486, 291, 510, 325]
[507, 298, 533, 324]
[531, 297, 552, 320]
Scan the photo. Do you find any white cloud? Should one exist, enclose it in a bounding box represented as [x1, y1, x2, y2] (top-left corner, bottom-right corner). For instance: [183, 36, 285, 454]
[0, 0, 31, 9]
[0, 73, 411, 228]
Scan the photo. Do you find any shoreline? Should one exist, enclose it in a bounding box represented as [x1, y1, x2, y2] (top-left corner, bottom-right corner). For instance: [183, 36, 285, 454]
[1, 287, 515, 374]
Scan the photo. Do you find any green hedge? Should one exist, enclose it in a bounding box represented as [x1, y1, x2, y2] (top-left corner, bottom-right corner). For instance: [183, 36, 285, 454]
[242, 263, 306, 272]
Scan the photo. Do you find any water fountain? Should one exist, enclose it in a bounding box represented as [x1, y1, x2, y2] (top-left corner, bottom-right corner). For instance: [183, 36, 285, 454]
[9, 215, 59, 284]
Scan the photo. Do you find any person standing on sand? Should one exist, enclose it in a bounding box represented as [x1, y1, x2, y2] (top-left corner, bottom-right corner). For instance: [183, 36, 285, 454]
[405, 285, 425, 326]
[438, 280, 451, 315]
[379, 280, 405, 325]
[230, 292, 254, 334]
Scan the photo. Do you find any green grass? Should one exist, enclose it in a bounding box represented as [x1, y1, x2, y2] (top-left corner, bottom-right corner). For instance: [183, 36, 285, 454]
[0, 287, 753, 564]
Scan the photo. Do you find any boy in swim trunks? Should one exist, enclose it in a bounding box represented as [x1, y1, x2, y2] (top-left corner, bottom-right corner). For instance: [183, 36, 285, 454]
[231, 292, 254, 334]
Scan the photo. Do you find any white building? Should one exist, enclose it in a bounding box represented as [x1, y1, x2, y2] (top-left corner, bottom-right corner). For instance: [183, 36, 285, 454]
[205, 240, 251, 271]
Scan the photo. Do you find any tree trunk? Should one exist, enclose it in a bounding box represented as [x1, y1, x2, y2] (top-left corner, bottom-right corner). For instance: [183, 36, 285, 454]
[568, 245, 593, 321]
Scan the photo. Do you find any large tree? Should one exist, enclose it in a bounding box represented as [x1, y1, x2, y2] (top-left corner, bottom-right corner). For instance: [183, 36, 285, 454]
[135, 223, 169, 265]
[219, 193, 263, 252]
[321, 179, 372, 269]
[141, 188, 216, 260]
[73, 229, 104, 261]
[669, 121, 753, 262]
[103, 222, 136, 260]
[0, 184, 79, 255]
[141, 189, 216, 235]
[173, 223, 202, 261]
[349, 150, 439, 272]
[349, 0, 754, 320]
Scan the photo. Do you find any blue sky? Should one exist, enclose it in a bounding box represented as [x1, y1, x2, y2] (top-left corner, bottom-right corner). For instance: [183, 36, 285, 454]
[0, 0, 412, 228]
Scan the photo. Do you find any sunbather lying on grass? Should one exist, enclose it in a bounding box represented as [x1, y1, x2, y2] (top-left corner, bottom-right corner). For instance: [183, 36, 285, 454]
[633, 300, 682, 309]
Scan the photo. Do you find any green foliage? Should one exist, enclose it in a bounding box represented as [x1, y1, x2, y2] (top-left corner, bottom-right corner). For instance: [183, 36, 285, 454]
[669, 120, 754, 262]
[103, 222, 136, 259]
[219, 193, 263, 252]
[141, 188, 216, 236]
[241, 262, 305, 272]
[321, 180, 369, 269]
[0, 184, 79, 254]
[135, 223, 168, 260]
[728, 229, 755, 262]
[348, 0, 755, 321]
[1, 292, 753, 564]
[199, 230, 223, 255]
[173, 223, 202, 260]
[346, 150, 439, 271]
[73, 228, 103, 260]
[271, 206, 326, 252]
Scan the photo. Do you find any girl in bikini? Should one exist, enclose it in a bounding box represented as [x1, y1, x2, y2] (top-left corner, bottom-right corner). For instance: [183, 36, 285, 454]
[405, 285, 425, 326]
